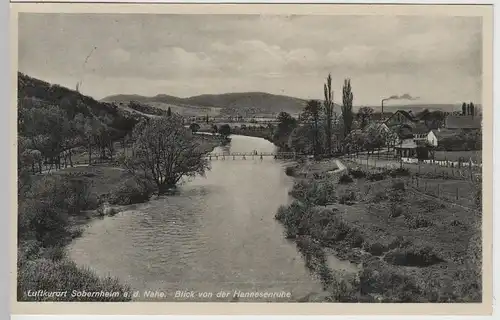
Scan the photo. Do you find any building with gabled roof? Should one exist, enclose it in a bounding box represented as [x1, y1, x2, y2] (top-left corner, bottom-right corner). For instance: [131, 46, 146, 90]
[444, 115, 481, 130]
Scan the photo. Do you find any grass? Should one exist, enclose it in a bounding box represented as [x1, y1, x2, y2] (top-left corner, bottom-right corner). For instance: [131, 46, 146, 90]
[277, 160, 482, 302]
[18, 254, 131, 301]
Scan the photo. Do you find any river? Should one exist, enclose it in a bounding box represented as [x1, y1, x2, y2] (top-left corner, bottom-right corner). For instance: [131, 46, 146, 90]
[67, 135, 354, 302]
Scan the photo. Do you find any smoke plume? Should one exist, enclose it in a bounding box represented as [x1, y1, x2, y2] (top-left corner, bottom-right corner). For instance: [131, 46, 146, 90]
[384, 93, 419, 101]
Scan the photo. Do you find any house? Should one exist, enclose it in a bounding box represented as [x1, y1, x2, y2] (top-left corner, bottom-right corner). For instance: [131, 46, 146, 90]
[394, 139, 418, 158]
[444, 115, 481, 130]
[371, 112, 394, 122]
[383, 110, 417, 127]
[428, 128, 460, 148]
[426, 130, 439, 147]
[412, 123, 431, 141]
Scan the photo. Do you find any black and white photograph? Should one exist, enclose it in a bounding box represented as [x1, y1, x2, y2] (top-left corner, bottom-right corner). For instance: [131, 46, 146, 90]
[14, 4, 489, 307]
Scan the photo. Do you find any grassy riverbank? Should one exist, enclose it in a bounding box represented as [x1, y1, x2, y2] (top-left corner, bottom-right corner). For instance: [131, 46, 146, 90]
[17, 135, 221, 302]
[276, 160, 482, 302]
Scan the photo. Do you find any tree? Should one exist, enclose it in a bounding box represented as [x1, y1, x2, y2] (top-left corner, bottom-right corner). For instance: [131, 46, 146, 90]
[288, 124, 325, 155]
[357, 107, 374, 129]
[469, 102, 475, 116]
[123, 115, 211, 194]
[205, 115, 209, 124]
[212, 124, 218, 134]
[341, 79, 354, 139]
[363, 125, 386, 154]
[323, 73, 334, 155]
[189, 123, 200, 133]
[301, 100, 322, 156]
[462, 102, 467, 116]
[218, 124, 231, 139]
[167, 107, 172, 117]
[274, 112, 297, 148]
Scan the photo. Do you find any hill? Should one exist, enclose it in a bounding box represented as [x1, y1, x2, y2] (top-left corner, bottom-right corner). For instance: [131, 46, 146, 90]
[18, 72, 140, 136]
[102, 92, 309, 117]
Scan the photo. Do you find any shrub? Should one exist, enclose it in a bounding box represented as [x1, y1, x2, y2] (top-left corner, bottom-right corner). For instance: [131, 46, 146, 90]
[345, 229, 364, 248]
[289, 179, 337, 206]
[338, 174, 354, 184]
[322, 217, 355, 243]
[25, 175, 93, 216]
[275, 200, 310, 238]
[404, 214, 433, 229]
[388, 236, 413, 250]
[363, 242, 388, 256]
[289, 179, 312, 201]
[389, 167, 410, 177]
[107, 178, 151, 205]
[358, 267, 422, 302]
[417, 198, 446, 213]
[391, 180, 406, 191]
[18, 198, 70, 247]
[41, 246, 67, 261]
[285, 166, 296, 176]
[17, 258, 131, 301]
[349, 168, 366, 179]
[367, 172, 385, 181]
[389, 204, 403, 218]
[338, 190, 356, 205]
[371, 190, 388, 203]
[384, 245, 442, 267]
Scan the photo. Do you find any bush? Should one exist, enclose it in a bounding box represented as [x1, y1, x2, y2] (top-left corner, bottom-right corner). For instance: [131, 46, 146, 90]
[285, 166, 296, 176]
[404, 214, 433, 229]
[107, 178, 151, 205]
[367, 172, 385, 181]
[388, 236, 413, 250]
[358, 267, 422, 302]
[275, 201, 310, 238]
[345, 229, 364, 248]
[391, 180, 406, 191]
[349, 168, 366, 179]
[321, 217, 356, 243]
[25, 175, 93, 216]
[18, 198, 70, 247]
[17, 258, 131, 301]
[416, 198, 446, 213]
[338, 190, 356, 205]
[389, 204, 403, 218]
[338, 174, 354, 184]
[371, 190, 388, 203]
[384, 245, 442, 267]
[363, 242, 388, 256]
[389, 167, 410, 177]
[289, 179, 337, 206]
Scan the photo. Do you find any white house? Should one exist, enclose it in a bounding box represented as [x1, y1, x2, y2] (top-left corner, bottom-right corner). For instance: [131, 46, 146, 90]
[427, 128, 459, 148]
[426, 130, 438, 147]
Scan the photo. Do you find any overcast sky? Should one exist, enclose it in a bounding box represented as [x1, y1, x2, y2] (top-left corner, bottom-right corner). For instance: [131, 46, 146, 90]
[18, 14, 482, 105]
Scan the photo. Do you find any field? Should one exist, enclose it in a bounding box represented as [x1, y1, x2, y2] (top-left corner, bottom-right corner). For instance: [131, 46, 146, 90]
[275, 161, 482, 302]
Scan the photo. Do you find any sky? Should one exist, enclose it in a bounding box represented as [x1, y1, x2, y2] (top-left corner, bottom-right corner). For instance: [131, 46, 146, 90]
[18, 14, 482, 106]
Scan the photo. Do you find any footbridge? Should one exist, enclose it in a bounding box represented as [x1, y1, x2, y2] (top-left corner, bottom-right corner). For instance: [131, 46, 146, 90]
[204, 152, 298, 160]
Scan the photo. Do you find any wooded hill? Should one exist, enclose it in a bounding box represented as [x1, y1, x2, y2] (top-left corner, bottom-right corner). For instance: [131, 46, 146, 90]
[18, 72, 140, 137]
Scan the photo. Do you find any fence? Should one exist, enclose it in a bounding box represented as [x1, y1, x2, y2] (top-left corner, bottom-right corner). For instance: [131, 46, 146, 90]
[406, 175, 477, 210]
[342, 157, 479, 211]
[344, 153, 481, 181]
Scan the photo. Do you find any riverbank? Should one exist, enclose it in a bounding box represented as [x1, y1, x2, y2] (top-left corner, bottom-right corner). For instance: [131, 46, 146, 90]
[17, 134, 222, 302]
[275, 158, 482, 302]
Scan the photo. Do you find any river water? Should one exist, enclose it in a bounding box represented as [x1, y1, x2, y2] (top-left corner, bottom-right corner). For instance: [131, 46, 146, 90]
[67, 135, 352, 302]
